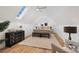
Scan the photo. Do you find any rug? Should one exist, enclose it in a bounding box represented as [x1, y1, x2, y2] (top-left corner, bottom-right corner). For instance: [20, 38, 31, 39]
[18, 36, 52, 49]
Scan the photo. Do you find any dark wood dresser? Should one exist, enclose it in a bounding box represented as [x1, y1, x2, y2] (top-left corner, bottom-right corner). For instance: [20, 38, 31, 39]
[5, 30, 25, 47]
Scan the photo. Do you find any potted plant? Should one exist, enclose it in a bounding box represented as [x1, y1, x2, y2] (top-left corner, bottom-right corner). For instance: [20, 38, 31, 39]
[0, 21, 10, 32]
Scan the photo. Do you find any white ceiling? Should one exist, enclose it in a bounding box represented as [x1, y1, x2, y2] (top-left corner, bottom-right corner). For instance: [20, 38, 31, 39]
[0, 6, 79, 25]
[0, 6, 20, 22]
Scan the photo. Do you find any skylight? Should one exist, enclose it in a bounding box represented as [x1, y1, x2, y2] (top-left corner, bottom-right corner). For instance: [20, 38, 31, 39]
[16, 6, 27, 19]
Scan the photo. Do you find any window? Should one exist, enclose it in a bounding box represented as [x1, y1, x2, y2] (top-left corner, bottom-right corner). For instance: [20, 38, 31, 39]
[16, 6, 27, 19]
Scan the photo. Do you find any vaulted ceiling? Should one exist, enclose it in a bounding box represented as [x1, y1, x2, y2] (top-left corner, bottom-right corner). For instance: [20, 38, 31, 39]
[0, 6, 79, 25]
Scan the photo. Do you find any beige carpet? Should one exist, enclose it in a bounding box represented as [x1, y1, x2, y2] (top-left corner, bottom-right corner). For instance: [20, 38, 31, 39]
[18, 36, 52, 49]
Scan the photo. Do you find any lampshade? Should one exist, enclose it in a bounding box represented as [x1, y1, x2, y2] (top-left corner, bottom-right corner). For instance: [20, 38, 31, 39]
[64, 26, 77, 33]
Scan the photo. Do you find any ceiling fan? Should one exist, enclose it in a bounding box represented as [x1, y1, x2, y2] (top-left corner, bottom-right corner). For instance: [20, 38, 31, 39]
[35, 6, 47, 11]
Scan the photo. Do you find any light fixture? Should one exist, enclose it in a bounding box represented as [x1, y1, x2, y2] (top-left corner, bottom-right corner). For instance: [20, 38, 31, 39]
[35, 6, 47, 11]
[64, 26, 77, 40]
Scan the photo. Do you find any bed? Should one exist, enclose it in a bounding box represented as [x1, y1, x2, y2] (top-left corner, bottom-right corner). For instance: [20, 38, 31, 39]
[32, 26, 52, 38]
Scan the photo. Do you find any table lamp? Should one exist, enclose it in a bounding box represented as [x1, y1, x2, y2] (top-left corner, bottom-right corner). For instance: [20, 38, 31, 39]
[64, 26, 77, 40]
